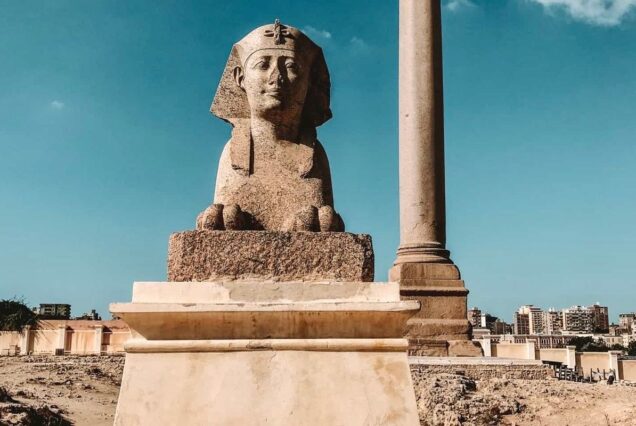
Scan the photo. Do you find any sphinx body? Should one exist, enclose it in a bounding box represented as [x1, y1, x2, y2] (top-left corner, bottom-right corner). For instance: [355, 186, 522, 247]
[212, 128, 340, 231]
[197, 20, 344, 232]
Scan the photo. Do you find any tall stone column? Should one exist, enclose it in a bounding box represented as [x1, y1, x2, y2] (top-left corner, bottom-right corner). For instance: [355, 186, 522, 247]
[391, 0, 481, 357]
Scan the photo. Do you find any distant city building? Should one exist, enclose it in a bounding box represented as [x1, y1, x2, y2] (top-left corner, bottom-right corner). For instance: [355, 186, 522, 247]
[589, 303, 609, 333]
[468, 307, 482, 328]
[481, 313, 499, 330]
[512, 303, 611, 335]
[490, 319, 512, 335]
[513, 310, 530, 335]
[542, 309, 563, 334]
[467, 307, 511, 335]
[608, 323, 624, 336]
[74, 309, 101, 320]
[562, 305, 594, 333]
[34, 303, 71, 319]
[619, 313, 635, 331]
[599, 335, 624, 347]
[514, 305, 543, 334]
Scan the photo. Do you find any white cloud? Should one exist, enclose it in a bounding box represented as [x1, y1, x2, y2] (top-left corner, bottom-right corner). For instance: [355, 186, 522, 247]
[527, 0, 636, 26]
[349, 36, 369, 51]
[445, 0, 476, 12]
[302, 26, 332, 41]
[50, 100, 65, 109]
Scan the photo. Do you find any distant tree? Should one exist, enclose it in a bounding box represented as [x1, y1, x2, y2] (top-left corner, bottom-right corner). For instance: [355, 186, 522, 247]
[610, 343, 626, 352]
[0, 299, 39, 331]
[628, 341, 636, 357]
[568, 336, 609, 352]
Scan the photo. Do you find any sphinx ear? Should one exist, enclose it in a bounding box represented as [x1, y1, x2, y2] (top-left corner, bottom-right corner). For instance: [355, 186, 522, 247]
[233, 66, 245, 89]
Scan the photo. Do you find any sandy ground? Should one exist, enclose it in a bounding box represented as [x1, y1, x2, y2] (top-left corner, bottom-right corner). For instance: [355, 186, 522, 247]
[0, 355, 123, 425]
[1, 355, 636, 425]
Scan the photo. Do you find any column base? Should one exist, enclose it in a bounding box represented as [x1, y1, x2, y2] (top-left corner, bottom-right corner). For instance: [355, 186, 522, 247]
[390, 262, 482, 357]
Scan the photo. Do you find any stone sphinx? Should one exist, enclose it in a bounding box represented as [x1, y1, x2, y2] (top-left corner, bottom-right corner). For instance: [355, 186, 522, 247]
[197, 20, 344, 232]
[168, 21, 373, 283]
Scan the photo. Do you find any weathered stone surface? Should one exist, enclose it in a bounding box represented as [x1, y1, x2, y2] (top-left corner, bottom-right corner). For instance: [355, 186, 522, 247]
[447, 340, 484, 357]
[392, 0, 475, 355]
[410, 361, 553, 382]
[111, 281, 421, 425]
[197, 21, 343, 232]
[168, 230, 374, 282]
[115, 351, 420, 425]
[392, 260, 474, 352]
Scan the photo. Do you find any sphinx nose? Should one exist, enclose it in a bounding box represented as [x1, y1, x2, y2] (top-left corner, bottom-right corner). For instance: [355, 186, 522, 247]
[268, 66, 285, 86]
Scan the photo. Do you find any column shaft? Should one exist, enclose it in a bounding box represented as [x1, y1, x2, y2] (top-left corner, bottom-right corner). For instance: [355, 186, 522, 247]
[397, 0, 449, 264]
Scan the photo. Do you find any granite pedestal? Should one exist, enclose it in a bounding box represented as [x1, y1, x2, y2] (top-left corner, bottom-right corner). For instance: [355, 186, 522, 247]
[169, 231, 374, 282]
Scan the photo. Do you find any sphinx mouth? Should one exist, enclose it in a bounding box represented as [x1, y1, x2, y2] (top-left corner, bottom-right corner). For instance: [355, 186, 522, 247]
[265, 90, 284, 99]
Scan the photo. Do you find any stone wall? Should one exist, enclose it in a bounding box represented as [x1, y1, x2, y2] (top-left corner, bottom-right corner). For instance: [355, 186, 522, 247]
[539, 348, 568, 364]
[0, 332, 21, 354]
[491, 343, 534, 360]
[0, 320, 130, 355]
[619, 360, 636, 382]
[576, 352, 613, 378]
[30, 329, 58, 354]
[410, 363, 553, 381]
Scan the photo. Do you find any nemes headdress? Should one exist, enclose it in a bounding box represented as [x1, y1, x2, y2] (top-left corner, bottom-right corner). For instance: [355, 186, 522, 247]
[211, 20, 332, 129]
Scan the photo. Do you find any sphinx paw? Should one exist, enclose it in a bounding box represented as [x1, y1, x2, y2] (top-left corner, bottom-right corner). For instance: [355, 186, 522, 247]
[318, 205, 345, 232]
[196, 203, 249, 230]
[223, 204, 247, 230]
[196, 204, 225, 230]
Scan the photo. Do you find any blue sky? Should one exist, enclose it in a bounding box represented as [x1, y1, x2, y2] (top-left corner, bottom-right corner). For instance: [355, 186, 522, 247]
[1, 0, 635, 322]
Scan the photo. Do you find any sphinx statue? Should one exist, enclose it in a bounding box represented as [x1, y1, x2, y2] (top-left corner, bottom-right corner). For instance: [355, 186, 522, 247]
[196, 20, 344, 232]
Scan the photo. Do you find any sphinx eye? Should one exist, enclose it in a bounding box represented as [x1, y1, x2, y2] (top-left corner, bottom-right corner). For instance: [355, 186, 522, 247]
[252, 58, 270, 70]
[285, 61, 299, 71]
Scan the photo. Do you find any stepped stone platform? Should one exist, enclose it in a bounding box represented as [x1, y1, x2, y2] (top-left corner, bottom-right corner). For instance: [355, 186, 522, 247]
[110, 281, 421, 425]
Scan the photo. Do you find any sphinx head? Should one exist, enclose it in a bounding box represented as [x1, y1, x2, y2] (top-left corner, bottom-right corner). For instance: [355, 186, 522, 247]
[211, 20, 332, 130]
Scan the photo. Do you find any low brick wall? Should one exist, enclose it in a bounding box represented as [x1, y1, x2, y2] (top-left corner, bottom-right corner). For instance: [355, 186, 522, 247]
[410, 363, 553, 381]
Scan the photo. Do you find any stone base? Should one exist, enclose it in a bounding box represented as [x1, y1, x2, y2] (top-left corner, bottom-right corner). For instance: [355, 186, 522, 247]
[168, 230, 374, 282]
[110, 281, 420, 425]
[410, 356, 553, 380]
[390, 262, 481, 357]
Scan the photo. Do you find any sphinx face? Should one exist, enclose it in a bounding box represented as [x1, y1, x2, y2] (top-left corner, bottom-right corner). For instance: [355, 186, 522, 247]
[237, 49, 311, 121]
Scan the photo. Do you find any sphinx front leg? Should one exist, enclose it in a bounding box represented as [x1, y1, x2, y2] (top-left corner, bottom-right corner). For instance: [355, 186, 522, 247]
[196, 203, 250, 230]
[281, 206, 344, 232]
[318, 205, 345, 232]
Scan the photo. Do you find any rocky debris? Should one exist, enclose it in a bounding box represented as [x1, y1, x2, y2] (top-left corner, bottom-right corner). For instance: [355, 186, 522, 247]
[0, 388, 15, 403]
[412, 373, 523, 426]
[0, 355, 124, 426]
[1, 355, 636, 425]
[411, 371, 636, 426]
[0, 402, 71, 426]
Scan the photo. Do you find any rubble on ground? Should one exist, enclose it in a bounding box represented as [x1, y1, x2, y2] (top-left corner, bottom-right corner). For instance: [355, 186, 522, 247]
[1, 355, 635, 425]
